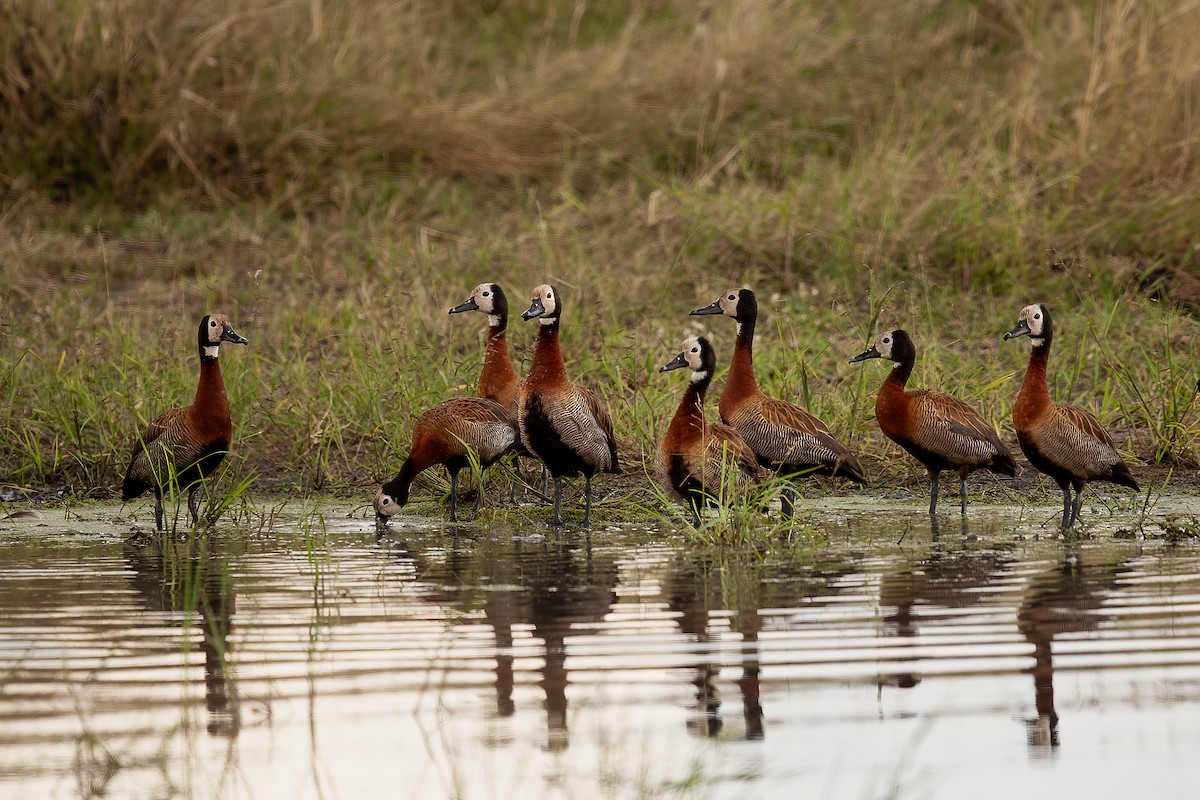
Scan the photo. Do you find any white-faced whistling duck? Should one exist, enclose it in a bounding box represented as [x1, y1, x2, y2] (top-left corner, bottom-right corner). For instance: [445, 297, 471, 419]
[519, 284, 620, 526]
[122, 313, 248, 530]
[374, 397, 519, 525]
[449, 282, 522, 417]
[1004, 304, 1139, 529]
[691, 287, 866, 516]
[450, 281, 549, 496]
[656, 335, 767, 525]
[850, 329, 1017, 520]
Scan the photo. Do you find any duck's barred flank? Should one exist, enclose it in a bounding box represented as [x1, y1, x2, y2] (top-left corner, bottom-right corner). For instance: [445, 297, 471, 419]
[519, 284, 619, 527]
[692, 287, 865, 517]
[655, 335, 767, 525]
[1005, 303, 1139, 529]
[374, 397, 519, 524]
[851, 328, 1017, 521]
[121, 313, 248, 531]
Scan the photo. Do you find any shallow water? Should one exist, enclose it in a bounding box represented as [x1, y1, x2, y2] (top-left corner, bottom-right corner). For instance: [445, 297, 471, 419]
[2, 501, 1200, 799]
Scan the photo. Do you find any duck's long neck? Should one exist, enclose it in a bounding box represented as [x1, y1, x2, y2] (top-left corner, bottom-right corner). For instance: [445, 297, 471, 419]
[1018, 338, 1052, 408]
[382, 459, 417, 507]
[482, 322, 520, 390]
[877, 353, 914, 424]
[726, 315, 760, 398]
[672, 374, 711, 434]
[196, 348, 231, 425]
[886, 353, 914, 390]
[528, 321, 565, 385]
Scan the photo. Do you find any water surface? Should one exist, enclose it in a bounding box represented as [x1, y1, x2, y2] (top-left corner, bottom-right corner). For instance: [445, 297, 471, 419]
[2, 502, 1199, 799]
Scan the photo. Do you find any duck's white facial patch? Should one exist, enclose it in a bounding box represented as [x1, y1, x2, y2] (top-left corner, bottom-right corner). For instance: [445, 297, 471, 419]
[690, 370, 709, 383]
[539, 316, 558, 326]
[1020, 304, 1045, 336]
[487, 314, 501, 328]
[203, 345, 220, 358]
[374, 492, 397, 517]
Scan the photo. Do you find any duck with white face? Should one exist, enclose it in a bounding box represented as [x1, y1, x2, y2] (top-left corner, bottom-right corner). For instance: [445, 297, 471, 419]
[659, 335, 711, 379]
[850, 328, 1017, 525]
[373, 397, 519, 528]
[656, 335, 765, 525]
[1003, 303, 1138, 529]
[521, 284, 560, 326]
[450, 282, 507, 330]
[122, 313, 248, 531]
[690, 287, 867, 516]
[518, 284, 619, 526]
[1003, 303, 1051, 347]
[449, 281, 547, 499]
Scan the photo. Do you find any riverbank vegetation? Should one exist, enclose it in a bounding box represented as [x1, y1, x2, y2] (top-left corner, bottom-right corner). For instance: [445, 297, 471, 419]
[2, 0, 1198, 517]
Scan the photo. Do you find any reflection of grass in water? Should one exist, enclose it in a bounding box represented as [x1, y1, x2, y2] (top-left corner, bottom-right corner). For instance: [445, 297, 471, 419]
[70, 699, 127, 800]
[587, 690, 723, 799]
[862, 715, 938, 800]
[61, 535, 246, 799]
[71, 716, 186, 800]
[161, 537, 243, 797]
[296, 508, 344, 796]
[300, 509, 337, 638]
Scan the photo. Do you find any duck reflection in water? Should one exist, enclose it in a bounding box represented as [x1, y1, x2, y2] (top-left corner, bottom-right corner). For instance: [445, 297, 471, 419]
[380, 527, 617, 752]
[1016, 541, 1132, 755]
[878, 520, 1016, 693]
[495, 535, 617, 751]
[124, 541, 240, 738]
[666, 554, 802, 742]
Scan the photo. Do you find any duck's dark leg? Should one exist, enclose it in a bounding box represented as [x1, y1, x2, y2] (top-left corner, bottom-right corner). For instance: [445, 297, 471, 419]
[469, 469, 486, 521]
[959, 474, 969, 518]
[154, 489, 165, 532]
[582, 474, 593, 527]
[1060, 486, 1073, 529]
[780, 486, 796, 519]
[1069, 487, 1086, 529]
[188, 486, 201, 527]
[508, 457, 519, 504]
[551, 476, 565, 526]
[928, 469, 941, 516]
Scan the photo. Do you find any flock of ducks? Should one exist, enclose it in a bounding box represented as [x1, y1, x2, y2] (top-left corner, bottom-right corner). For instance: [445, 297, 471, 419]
[119, 287, 1141, 533]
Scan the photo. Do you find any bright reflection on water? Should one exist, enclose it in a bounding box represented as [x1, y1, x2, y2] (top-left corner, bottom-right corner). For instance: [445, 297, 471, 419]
[2, 504, 1200, 799]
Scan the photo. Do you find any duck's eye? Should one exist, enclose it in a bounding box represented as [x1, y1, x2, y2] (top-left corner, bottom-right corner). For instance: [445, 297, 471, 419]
[210, 320, 218, 327]
[1034, 313, 1041, 320]
[482, 291, 490, 297]
[883, 337, 891, 344]
[727, 294, 736, 301]
[691, 347, 699, 353]
[381, 498, 391, 507]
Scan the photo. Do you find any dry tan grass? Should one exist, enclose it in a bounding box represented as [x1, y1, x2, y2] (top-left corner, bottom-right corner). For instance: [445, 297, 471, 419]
[3, 1, 1198, 207]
